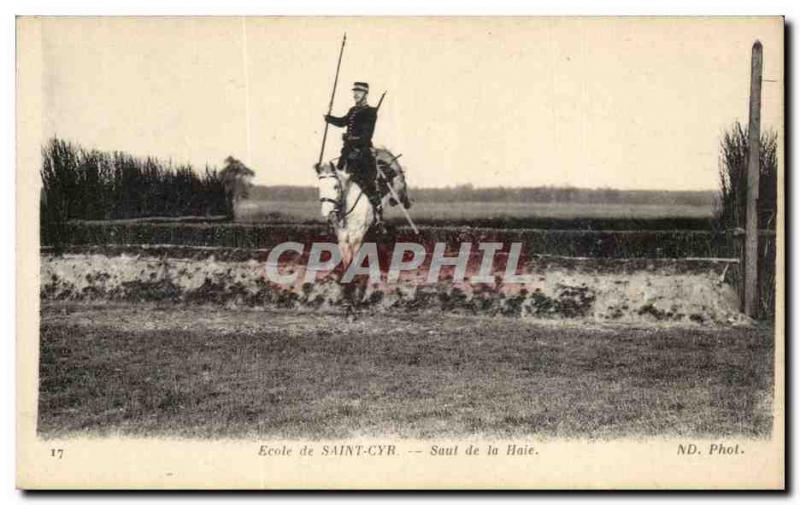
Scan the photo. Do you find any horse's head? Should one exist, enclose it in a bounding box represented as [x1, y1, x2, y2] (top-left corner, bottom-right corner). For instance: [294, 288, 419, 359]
[315, 160, 343, 219]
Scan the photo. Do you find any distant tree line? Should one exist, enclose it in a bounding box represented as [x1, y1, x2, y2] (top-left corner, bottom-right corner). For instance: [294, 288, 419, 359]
[251, 184, 715, 207]
[41, 138, 254, 246]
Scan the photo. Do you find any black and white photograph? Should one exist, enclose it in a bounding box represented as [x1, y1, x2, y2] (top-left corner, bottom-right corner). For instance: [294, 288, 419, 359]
[15, 16, 784, 489]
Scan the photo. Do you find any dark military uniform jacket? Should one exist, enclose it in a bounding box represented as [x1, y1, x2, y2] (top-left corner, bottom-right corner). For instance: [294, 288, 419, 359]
[325, 104, 377, 149]
[325, 103, 380, 202]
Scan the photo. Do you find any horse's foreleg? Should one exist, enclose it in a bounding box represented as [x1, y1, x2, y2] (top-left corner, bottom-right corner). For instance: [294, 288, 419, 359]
[340, 242, 353, 273]
[338, 240, 357, 318]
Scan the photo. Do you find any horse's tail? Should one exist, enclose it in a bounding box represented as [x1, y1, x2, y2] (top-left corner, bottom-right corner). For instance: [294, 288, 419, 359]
[374, 147, 412, 209]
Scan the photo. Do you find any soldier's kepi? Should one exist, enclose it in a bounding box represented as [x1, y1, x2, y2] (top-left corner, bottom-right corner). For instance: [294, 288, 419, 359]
[324, 81, 383, 223]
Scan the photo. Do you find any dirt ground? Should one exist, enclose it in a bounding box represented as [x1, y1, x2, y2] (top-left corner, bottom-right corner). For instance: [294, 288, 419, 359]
[38, 301, 774, 440]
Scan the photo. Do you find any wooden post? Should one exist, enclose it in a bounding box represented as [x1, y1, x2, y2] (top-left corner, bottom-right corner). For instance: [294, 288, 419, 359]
[744, 40, 763, 317]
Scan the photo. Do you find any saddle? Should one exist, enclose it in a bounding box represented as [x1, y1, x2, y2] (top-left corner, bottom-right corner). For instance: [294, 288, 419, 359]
[327, 148, 411, 211]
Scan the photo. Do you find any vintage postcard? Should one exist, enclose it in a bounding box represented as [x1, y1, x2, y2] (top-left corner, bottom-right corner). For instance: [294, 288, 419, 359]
[16, 16, 784, 489]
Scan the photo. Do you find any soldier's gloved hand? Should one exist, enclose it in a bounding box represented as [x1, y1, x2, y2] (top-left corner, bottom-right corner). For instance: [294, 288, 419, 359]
[323, 114, 331, 122]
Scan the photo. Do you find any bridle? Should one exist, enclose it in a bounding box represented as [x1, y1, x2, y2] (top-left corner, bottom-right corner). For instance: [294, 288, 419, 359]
[317, 172, 340, 209]
[317, 160, 364, 220]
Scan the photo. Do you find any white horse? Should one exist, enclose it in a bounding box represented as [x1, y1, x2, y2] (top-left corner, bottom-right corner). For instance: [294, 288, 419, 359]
[315, 147, 410, 268]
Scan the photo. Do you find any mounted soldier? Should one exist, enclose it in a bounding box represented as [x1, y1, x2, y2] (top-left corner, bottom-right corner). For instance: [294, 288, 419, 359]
[324, 81, 383, 223]
[314, 36, 418, 261]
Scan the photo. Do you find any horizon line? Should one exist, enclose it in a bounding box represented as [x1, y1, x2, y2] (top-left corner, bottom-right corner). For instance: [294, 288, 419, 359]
[255, 183, 720, 193]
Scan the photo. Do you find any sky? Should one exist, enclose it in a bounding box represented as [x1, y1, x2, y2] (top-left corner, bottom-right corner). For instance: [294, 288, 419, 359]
[35, 17, 783, 190]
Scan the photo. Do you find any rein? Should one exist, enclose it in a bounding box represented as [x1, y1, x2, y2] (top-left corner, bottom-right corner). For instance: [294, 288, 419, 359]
[317, 169, 365, 220]
[343, 188, 364, 218]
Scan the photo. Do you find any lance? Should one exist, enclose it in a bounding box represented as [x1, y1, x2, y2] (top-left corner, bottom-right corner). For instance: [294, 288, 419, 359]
[317, 33, 347, 168]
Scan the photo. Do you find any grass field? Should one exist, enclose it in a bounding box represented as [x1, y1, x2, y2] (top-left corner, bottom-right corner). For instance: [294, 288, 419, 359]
[39, 302, 773, 439]
[235, 200, 714, 223]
